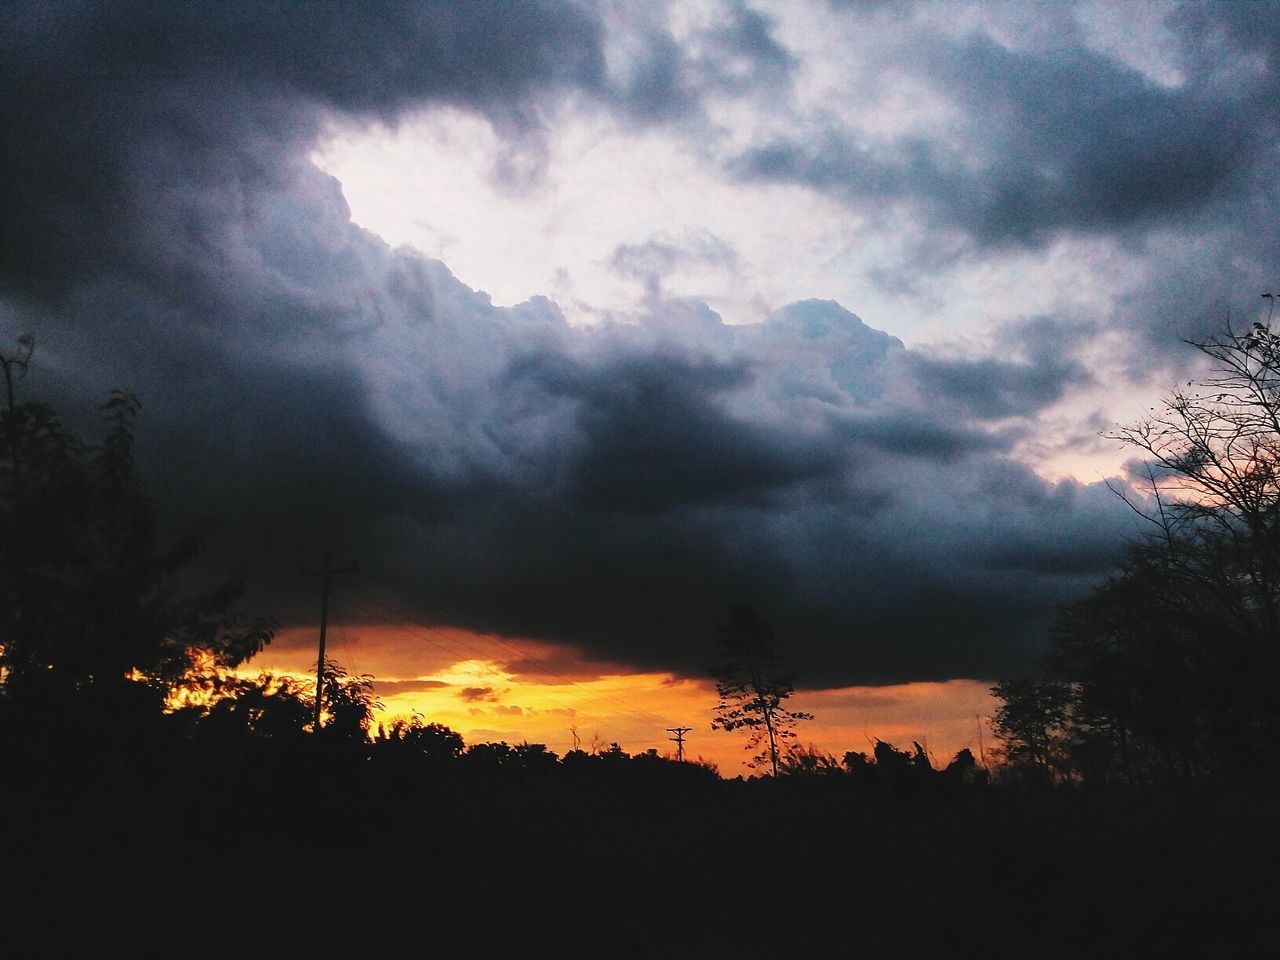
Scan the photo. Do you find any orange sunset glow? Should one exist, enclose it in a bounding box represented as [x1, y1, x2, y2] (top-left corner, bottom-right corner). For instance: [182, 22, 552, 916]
[248, 624, 999, 776]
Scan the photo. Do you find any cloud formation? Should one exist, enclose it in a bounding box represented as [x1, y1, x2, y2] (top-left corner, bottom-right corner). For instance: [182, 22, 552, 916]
[733, 33, 1255, 247]
[730, 1, 1280, 351]
[0, 1, 1208, 689]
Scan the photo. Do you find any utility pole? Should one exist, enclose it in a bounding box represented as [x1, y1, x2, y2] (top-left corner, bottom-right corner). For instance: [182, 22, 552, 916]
[667, 726, 692, 762]
[300, 554, 358, 733]
[1, 333, 34, 506]
[976, 714, 990, 777]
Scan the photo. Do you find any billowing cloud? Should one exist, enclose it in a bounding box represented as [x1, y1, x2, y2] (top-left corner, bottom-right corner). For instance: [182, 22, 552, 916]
[743, 2, 1268, 235]
[1, 1, 1184, 691]
[608, 231, 741, 299]
[730, 1, 1280, 355]
[595, 0, 794, 123]
[0, 0, 610, 302]
[732, 36, 1254, 246]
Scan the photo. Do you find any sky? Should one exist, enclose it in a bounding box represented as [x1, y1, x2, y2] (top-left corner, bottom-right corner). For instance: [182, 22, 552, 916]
[3, 0, 1279, 771]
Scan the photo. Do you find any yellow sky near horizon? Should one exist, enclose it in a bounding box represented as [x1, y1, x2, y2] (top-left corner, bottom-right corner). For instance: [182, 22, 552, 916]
[246, 624, 999, 777]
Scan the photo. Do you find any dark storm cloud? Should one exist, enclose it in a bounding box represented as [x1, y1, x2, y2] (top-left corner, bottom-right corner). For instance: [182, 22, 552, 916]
[596, 0, 793, 123]
[833, 410, 1007, 461]
[348, 291, 1132, 684]
[0, 0, 607, 302]
[511, 348, 839, 512]
[927, 33, 1254, 244]
[1170, 0, 1280, 107]
[904, 341, 1091, 420]
[0, 1, 1140, 687]
[731, 30, 1256, 248]
[710, 1, 794, 74]
[500, 650, 613, 685]
[731, 0, 1280, 368]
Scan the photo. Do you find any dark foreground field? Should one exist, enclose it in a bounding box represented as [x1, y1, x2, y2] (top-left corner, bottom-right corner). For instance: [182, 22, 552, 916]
[5, 733, 1275, 958]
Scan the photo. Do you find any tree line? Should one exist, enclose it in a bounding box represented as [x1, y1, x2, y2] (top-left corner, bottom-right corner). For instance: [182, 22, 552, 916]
[6, 317, 1280, 794]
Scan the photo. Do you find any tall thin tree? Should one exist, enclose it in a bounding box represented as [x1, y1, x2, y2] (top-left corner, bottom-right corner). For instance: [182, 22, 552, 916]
[710, 604, 813, 776]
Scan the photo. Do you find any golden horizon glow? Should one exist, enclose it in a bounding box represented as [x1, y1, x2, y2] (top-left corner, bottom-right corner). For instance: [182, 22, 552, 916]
[245, 624, 1000, 777]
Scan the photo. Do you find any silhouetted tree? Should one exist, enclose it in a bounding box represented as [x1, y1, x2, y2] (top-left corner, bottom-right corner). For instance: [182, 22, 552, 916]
[865, 738, 930, 794]
[0, 388, 274, 716]
[376, 714, 466, 764]
[463, 740, 515, 772]
[779, 742, 842, 776]
[177, 670, 312, 745]
[941, 748, 983, 784]
[511, 740, 560, 769]
[1047, 535, 1280, 782]
[316, 658, 381, 741]
[710, 604, 813, 776]
[1107, 316, 1280, 647]
[991, 678, 1074, 784]
[843, 750, 871, 772]
[994, 315, 1280, 785]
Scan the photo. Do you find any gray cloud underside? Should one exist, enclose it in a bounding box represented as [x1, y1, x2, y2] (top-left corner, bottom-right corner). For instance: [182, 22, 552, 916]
[733, 34, 1254, 246]
[738, 1, 1280, 353]
[0, 1, 1158, 686]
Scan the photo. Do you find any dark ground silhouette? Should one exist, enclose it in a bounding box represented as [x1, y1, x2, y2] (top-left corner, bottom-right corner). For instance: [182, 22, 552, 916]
[3, 366, 1279, 955]
[3, 702, 1275, 957]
